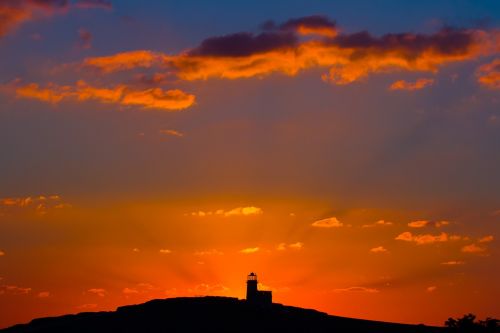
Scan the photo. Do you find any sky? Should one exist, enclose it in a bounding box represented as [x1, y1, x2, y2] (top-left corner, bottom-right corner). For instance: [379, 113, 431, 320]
[0, 0, 499, 328]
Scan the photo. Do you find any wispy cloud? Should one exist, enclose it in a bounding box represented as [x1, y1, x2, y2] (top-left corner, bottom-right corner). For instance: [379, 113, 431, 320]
[362, 220, 393, 228]
[159, 249, 172, 254]
[0, 0, 111, 38]
[478, 235, 494, 243]
[407, 220, 450, 228]
[14, 81, 195, 111]
[311, 217, 343, 228]
[333, 286, 379, 293]
[389, 78, 434, 91]
[189, 283, 229, 295]
[159, 129, 184, 137]
[395, 231, 460, 245]
[87, 288, 106, 297]
[240, 247, 259, 254]
[0, 195, 70, 216]
[277, 242, 303, 251]
[461, 243, 486, 253]
[476, 58, 500, 89]
[426, 286, 437, 293]
[370, 246, 388, 253]
[190, 206, 263, 217]
[0, 285, 32, 295]
[37, 291, 50, 298]
[0, 250, 4, 256]
[194, 249, 223, 256]
[441, 260, 465, 265]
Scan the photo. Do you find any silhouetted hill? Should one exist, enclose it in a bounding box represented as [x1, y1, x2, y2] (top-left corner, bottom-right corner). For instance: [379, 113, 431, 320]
[1, 296, 444, 333]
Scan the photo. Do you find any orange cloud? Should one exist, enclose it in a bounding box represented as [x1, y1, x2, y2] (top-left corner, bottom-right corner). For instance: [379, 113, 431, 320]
[389, 78, 434, 91]
[333, 286, 379, 293]
[87, 288, 106, 297]
[370, 246, 388, 253]
[14, 81, 195, 111]
[441, 260, 465, 265]
[0, 0, 110, 38]
[461, 243, 486, 253]
[37, 291, 50, 298]
[407, 220, 450, 228]
[478, 235, 494, 243]
[362, 220, 393, 227]
[277, 242, 304, 250]
[82, 50, 164, 73]
[159, 129, 184, 137]
[395, 231, 459, 245]
[159, 249, 172, 254]
[189, 206, 263, 217]
[240, 247, 259, 254]
[311, 217, 343, 228]
[0, 195, 69, 216]
[0, 285, 31, 295]
[82, 22, 498, 86]
[477, 58, 500, 89]
[0, 250, 5, 256]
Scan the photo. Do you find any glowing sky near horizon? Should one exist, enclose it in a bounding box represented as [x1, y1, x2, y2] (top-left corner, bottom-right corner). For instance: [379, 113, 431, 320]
[0, 0, 499, 328]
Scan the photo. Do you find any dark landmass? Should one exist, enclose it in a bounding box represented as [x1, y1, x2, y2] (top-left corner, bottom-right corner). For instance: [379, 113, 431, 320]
[1, 296, 444, 333]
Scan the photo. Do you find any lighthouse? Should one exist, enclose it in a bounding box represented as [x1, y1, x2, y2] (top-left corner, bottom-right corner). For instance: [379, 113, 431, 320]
[246, 272, 272, 305]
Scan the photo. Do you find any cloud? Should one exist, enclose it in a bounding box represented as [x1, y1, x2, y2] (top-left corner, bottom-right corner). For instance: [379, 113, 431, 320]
[159, 129, 184, 137]
[311, 217, 343, 228]
[278, 15, 338, 37]
[477, 58, 500, 89]
[0, 195, 70, 215]
[370, 246, 388, 253]
[478, 235, 494, 243]
[14, 81, 195, 111]
[37, 291, 50, 298]
[189, 206, 263, 217]
[159, 249, 172, 254]
[277, 242, 303, 250]
[76, 303, 97, 310]
[441, 260, 465, 265]
[0, 285, 32, 295]
[87, 288, 106, 297]
[333, 286, 380, 293]
[223, 206, 263, 217]
[426, 286, 437, 293]
[122, 283, 154, 296]
[407, 220, 449, 228]
[240, 247, 259, 254]
[389, 78, 434, 91]
[395, 231, 459, 245]
[461, 243, 486, 253]
[0, 250, 4, 256]
[77, 28, 92, 49]
[82, 19, 499, 85]
[362, 220, 393, 228]
[194, 249, 223, 256]
[82, 50, 164, 73]
[0, 0, 110, 38]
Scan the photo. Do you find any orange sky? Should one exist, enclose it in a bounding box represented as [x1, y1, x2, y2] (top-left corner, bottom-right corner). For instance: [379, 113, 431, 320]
[0, 0, 499, 329]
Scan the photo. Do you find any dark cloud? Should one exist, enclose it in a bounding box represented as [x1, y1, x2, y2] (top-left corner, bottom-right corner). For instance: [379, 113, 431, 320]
[332, 28, 475, 58]
[279, 15, 337, 32]
[188, 31, 297, 57]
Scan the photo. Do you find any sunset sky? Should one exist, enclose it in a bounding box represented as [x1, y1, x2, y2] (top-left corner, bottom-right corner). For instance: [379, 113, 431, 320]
[1, 0, 500, 328]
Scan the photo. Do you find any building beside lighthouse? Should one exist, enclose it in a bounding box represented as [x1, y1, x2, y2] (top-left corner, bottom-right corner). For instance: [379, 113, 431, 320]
[246, 272, 272, 304]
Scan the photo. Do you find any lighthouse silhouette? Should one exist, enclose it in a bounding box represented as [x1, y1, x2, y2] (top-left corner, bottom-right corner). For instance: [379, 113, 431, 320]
[246, 272, 272, 304]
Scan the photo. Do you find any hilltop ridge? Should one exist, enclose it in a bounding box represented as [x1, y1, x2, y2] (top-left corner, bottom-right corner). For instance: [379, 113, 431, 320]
[1, 296, 443, 333]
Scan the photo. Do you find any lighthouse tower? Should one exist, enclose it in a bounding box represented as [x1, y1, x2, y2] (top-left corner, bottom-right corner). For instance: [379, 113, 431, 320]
[246, 272, 258, 302]
[246, 272, 272, 304]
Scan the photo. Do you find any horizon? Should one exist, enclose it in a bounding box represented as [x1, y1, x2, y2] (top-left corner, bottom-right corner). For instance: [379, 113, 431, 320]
[0, 0, 499, 329]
